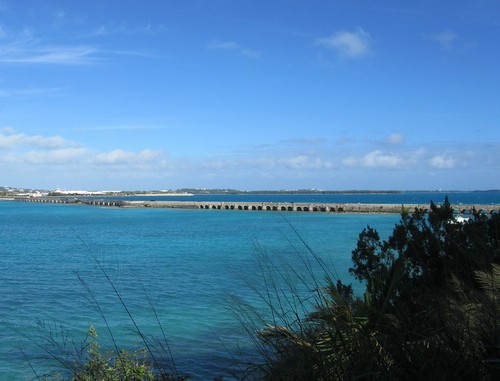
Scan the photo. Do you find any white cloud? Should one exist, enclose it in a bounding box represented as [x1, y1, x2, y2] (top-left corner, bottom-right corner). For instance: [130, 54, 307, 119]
[279, 155, 333, 170]
[201, 158, 237, 171]
[316, 28, 371, 58]
[207, 41, 260, 58]
[201, 153, 334, 172]
[0, 130, 70, 149]
[429, 155, 456, 169]
[0, 27, 146, 65]
[429, 30, 457, 49]
[0, 45, 100, 65]
[342, 150, 402, 168]
[0, 42, 149, 65]
[0, 25, 100, 65]
[98, 19, 167, 37]
[94, 149, 162, 165]
[91, 23, 158, 37]
[0, 128, 169, 169]
[23, 147, 89, 164]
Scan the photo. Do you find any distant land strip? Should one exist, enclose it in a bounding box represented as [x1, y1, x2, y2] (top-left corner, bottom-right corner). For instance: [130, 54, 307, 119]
[11, 197, 500, 215]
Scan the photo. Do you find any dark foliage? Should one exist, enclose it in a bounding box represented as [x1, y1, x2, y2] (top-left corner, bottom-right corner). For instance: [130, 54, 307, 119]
[260, 198, 500, 380]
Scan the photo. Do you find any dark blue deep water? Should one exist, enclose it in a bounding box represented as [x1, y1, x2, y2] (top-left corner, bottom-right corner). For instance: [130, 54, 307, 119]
[0, 192, 498, 380]
[105, 191, 500, 205]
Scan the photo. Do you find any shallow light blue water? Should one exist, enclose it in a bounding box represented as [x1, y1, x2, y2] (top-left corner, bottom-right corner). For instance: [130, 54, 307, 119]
[0, 192, 497, 380]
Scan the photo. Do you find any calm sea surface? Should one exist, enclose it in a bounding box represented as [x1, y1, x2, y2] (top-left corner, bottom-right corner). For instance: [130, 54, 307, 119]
[101, 191, 500, 204]
[1, 192, 499, 380]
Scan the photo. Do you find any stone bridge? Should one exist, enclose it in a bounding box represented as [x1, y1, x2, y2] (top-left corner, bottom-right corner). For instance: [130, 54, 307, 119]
[13, 198, 500, 214]
[131, 200, 500, 215]
[14, 197, 124, 207]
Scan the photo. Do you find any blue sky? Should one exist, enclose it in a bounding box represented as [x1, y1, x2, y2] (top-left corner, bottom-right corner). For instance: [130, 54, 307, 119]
[0, 0, 499, 191]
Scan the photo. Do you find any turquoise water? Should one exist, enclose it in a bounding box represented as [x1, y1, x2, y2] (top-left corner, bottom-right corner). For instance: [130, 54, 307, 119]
[0, 192, 497, 380]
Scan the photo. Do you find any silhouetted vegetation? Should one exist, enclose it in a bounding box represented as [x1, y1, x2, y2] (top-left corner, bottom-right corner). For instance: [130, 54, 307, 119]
[251, 197, 500, 380]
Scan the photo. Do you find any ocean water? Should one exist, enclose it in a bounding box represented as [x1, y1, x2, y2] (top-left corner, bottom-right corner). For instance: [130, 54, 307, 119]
[97, 191, 500, 205]
[0, 192, 498, 380]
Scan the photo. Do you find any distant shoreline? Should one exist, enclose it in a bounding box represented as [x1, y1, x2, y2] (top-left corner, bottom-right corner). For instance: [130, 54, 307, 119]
[2, 188, 500, 199]
[119, 192, 193, 197]
[122, 189, 500, 196]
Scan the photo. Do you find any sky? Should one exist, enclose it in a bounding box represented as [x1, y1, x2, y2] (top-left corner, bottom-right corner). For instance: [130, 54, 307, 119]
[0, 0, 499, 191]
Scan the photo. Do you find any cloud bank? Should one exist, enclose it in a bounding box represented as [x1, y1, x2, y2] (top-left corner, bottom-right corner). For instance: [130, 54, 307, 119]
[0, 128, 498, 190]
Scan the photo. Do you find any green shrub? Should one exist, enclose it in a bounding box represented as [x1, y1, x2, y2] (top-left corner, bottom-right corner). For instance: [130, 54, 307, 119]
[255, 198, 500, 380]
[71, 325, 155, 381]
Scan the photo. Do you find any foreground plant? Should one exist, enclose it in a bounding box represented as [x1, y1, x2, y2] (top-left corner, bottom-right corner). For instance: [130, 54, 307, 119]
[40, 325, 187, 381]
[253, 198, 500, 380]
[70, 325, 154, 381]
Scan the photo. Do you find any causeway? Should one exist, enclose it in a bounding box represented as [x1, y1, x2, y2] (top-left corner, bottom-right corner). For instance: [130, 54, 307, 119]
[13, 197, 500, 214]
